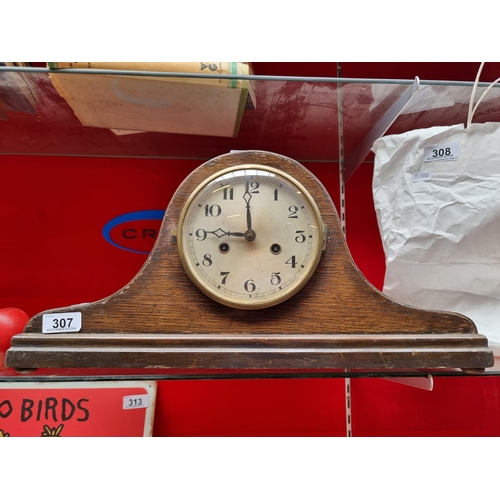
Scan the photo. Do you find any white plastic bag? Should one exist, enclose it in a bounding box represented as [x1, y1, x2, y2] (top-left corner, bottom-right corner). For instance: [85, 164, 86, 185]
[372, 118, 500, 356]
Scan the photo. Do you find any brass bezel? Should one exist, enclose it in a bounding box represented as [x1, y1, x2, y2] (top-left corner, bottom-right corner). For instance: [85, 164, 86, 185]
[177, 164, 324, 309]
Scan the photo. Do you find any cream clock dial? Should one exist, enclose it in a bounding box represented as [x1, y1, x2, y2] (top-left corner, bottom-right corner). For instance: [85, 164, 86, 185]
[177, 164, 325, 309]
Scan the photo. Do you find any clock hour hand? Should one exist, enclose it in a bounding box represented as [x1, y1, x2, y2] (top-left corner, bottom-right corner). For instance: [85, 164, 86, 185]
[243, 182, 256, 241]
[203, 228, 245, 238]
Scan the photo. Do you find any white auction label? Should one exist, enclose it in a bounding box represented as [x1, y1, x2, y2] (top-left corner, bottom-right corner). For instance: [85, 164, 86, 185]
[413, 171, 433, 182]
[424, 142, 459, 162]
[42, 312, 82, 333]
[123, 394, 149, 410]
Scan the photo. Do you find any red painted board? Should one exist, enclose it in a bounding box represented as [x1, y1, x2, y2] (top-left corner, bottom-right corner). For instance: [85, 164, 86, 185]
[0, 155, 199, 317]
[350, 377, 500, 436]
[153, 378, 347, 437]
[341, 62, 500, 83]
[1, 155, 343, 437]
[0, 156, 338, 318]
[252, 62, 500, 83]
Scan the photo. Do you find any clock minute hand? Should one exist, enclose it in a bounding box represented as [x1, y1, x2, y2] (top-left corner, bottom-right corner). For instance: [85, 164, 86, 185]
[243, 182, 256, 241]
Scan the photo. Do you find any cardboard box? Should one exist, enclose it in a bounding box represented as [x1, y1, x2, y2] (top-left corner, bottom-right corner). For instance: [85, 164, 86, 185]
[48, 62, 255, 137]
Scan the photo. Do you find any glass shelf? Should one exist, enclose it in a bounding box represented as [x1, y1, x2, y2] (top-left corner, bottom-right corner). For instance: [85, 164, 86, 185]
[2, 66, 500, 165]
[2, 361, 500, 382]
[2, 66, 500, 382]
[0, 69, 341, 161]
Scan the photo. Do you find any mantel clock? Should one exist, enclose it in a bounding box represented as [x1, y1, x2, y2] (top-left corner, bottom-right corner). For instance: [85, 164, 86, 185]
[6, 151, 494, 372]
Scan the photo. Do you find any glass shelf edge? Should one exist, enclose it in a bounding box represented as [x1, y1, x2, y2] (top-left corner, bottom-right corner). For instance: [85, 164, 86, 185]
[1, 66, 499, 88]
[1, 369, 499, 383]
[0, 152, 345, 163]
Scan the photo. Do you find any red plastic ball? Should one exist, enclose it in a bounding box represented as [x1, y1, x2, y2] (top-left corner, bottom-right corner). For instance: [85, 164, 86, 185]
[0, 307, 30, 367]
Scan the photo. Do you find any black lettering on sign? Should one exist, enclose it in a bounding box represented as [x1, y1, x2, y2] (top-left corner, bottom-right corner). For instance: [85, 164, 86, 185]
[77, 399, 90, 422]
[0, 400, 13, 419]
[15, 397, 92, 423]
[21, 399, 34, 422]
[122, 229, 137, 239]
[36, 400, 43, 421]
[45, 397, 58, 422]
[62, 398, 76, 421]
[142, 229, 157, 239]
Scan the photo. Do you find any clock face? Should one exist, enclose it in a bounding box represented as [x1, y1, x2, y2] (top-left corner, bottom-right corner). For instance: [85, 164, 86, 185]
[177, 164, 324, 309]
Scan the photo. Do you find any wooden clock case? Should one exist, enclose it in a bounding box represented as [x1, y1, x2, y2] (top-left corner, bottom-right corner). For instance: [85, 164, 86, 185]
[6, 151, 494, 372]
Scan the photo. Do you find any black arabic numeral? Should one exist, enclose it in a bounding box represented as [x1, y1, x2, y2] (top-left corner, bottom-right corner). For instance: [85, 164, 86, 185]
[288, 206, 299, 218]
[223, 187, 234, 200]
[270, 272, 281, 286]
[285, 255, 297, 268]
[246, 181, 259, 194]
[202, 254, 213, 266]
[244, 279, 256, 293]
[433, 147, 452, 158]
[196, 229, 207, 241]
[295, 230, 306, 243]
[273, 188, 279, 201]
[52, 317, 73, 329]
[220, 271, 230, 284]
[204, 204, 222, 217]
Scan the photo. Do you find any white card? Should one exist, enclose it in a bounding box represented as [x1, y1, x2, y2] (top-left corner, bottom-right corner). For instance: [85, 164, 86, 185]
[123, 394, 149, 409]
[424, 142, 459, 162]
[413, 171, 433, 182]
[42, 312, 82, 333]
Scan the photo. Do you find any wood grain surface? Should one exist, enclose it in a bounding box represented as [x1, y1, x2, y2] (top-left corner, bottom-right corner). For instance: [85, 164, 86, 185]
[6, 151, 494, 370]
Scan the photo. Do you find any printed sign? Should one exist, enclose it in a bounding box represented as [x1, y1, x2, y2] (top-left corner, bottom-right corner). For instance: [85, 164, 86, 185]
[0, 381, 156, 437]
[102, 210, 165, 254]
